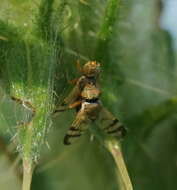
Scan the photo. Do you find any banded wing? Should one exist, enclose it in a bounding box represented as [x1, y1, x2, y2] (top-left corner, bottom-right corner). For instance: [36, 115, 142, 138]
[63, 106, 89, 145]
[63, 76, 87, 105]
[99, 106, 127, 138]
[53, 76, 87, 114]
[62, 82, 81, 106]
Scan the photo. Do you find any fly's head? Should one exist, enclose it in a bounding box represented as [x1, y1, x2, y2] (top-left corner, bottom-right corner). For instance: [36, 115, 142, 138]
[83, 61, 100, 78]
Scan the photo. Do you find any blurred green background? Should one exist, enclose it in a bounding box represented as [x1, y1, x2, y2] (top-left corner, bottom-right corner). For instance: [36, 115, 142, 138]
[0, 0, 177, 189]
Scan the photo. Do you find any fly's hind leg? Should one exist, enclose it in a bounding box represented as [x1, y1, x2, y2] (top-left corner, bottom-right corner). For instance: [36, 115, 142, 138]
[99, 106, 127, 138]
[64, 108, 88, 145]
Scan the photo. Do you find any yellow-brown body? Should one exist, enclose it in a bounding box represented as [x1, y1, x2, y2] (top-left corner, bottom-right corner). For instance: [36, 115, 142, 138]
[54, 61, 126, 145]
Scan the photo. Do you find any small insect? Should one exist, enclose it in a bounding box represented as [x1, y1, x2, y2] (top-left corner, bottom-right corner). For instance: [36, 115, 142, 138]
[54, 61, 126, 145]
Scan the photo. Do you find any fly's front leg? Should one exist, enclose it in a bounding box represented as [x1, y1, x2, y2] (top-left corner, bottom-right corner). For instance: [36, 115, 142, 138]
[64, 107, 88, 145]
[68, 78, 79, 85]
[75, 60, 83, 73]
[99, 106, 127, 138]
[53, 100, 82, 115]
[61, 76, 86, 106]
[53, 76, 86, 115]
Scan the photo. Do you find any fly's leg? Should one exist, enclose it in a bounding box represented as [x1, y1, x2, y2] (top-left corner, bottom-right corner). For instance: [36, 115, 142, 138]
[75, 60, 83, 73]
[60, 76, 86, 107]
[53, 76, 86, 115]
[67, 60, 83, 85]
[64, 108, 88, 145]
[68, 100, 82, 110]
[99, 106, 127, 138]
[68, 78, 79, 85]
[53, 100, 82, 114]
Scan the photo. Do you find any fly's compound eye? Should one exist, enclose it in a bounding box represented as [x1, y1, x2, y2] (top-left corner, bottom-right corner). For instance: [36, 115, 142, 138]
[83, 61, 101, 77]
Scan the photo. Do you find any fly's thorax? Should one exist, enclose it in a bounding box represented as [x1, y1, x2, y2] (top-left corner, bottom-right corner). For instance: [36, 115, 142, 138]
[81, 83, 101, 100]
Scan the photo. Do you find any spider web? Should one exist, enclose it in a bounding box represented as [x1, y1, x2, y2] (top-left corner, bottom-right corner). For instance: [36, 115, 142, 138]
[0, 1, 177, 190]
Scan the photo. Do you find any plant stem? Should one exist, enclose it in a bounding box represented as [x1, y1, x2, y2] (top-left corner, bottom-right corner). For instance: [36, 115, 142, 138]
[22, 159, 34, 190]
[105, 140, 133, 190]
